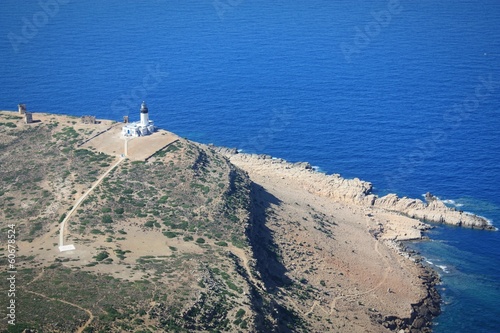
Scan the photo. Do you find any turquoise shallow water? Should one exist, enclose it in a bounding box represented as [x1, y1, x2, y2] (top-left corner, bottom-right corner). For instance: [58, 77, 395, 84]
[1, 1, 500, 331]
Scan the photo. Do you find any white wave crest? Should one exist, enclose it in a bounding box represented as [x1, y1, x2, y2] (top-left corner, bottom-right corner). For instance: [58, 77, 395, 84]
[437, 265, 449, 273]
[312, 165, 323, 173]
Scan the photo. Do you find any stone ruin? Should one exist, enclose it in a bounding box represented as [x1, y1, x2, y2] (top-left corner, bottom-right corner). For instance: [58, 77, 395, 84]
[18, 104, 33, 124]
[81, 115, 96, 124]
[18, 104, 26, 115]
[24, 112, 33, 124]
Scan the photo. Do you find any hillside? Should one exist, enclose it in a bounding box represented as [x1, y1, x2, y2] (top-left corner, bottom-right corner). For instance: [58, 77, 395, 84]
[0, 111, 259, 332]
[0, 111, 445, 333]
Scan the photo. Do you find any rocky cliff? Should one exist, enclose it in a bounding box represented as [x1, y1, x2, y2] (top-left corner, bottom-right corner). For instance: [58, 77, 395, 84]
[215, 148, 494, 230]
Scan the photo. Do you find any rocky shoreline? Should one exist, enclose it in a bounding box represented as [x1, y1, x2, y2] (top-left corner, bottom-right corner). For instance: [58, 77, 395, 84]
[379, 241, 442, 333]
[381, 268, 441, 333]
[212, 146, 495, 332]
[213, 147, 495, 231]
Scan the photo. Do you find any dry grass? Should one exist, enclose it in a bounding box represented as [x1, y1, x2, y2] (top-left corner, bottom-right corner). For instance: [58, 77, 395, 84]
[0, 112, 255, 332]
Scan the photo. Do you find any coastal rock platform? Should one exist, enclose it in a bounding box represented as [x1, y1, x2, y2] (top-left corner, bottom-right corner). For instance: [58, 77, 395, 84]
[215, 147, 494, 231]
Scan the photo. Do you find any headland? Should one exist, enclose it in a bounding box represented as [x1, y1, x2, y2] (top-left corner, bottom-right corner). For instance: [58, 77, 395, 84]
[0, 109, 493, 332]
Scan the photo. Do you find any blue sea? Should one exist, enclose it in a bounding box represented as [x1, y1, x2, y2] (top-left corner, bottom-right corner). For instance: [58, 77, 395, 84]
[1, 0, 499, 331]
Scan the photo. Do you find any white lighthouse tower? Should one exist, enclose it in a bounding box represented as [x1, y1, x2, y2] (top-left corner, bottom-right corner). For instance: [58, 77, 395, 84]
[122, 101, 156, 137]
[140, 101, 149, 126]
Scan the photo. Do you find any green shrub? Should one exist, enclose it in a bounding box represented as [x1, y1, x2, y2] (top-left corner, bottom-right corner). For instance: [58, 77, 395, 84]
[1, 122, 17, 128]
[195, 238, 206, 244]
[231, 236, 246, 249]
[95, 251, 109, 261]
[163, 231, 177, 238]
[102, 215, 113, 223]
[235, 309, 246, 318]
[226, 280, 243, 294]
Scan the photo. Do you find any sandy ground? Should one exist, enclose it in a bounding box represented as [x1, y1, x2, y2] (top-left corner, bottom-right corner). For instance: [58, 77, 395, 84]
[227, 153, 429, 332]
[81, 125, 179, 160]
[0, 110, 179, 160]
[10, 111, 182, 282]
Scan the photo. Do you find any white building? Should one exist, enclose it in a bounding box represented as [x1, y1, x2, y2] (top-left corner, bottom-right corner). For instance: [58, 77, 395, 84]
[122, 101, 156, 137]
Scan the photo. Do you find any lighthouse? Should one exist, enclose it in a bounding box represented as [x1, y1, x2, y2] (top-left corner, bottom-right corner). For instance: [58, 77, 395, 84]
[140, 101, 149, 127]
[121, 101, 156, 137]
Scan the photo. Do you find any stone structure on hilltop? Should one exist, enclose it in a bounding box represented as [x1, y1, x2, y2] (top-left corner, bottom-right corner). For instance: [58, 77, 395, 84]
[18, 103, 33, 123]
[81, 115, 96, 124]
[24, 112, 33, 124]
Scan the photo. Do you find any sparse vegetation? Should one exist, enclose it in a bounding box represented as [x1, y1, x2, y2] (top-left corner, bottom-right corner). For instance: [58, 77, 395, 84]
[95, 251, 109, 261]
[102, 215, 113, 224]
[0, 113, 282, 333]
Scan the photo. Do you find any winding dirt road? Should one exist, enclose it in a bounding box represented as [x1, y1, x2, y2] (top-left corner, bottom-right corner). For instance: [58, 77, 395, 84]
[23, 268, 95, 333]
[59, 157, 124, 250]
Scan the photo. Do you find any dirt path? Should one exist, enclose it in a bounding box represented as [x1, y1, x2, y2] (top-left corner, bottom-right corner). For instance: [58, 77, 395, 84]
[146, 280, 159, 315]
[303, 211, 392, 316]
[125, 137, 130, 156]
[22, 289, 95, 333]
[26, 268, 45, 287]
[325, 241, 391, 314]
[227, 245, 266, 291]
[59, 156, 124, 250]
[23, 268, 94, 333]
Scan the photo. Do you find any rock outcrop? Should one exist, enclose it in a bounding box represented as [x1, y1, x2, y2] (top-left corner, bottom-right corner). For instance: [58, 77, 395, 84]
[374, 192, 493, 229]
[214, 147, 494, 230]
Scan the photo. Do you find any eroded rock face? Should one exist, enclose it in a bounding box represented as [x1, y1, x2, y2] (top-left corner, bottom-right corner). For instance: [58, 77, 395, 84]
[214, 147, 494, 230]
[373, 193, 494, 229]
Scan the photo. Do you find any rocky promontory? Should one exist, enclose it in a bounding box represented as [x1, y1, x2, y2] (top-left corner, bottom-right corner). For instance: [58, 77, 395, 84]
[1, 108, 492, 332]
[214, 147, 494, 230]
[374, 192, 493, 229]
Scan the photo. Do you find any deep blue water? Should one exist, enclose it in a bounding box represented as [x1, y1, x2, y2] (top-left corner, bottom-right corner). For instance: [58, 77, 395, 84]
[1, 0, 499, 331]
